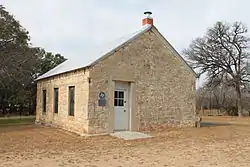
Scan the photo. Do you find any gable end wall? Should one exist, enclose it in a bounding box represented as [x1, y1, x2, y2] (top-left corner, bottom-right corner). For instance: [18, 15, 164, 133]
[88, 28, 196, 134]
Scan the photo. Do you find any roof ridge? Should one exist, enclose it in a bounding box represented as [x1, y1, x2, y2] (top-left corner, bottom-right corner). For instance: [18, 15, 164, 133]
[36, 25, 152, 80]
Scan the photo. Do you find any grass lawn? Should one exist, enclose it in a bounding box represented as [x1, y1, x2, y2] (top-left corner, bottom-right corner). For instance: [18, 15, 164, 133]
[0, 116, 35, 127]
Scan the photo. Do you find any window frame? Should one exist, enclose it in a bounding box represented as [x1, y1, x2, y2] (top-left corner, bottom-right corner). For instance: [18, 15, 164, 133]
[42, 89, 47, 113]
[114, 90, 125, 107]
[54, 88, 59, 114]
[68, 86, 75, 116]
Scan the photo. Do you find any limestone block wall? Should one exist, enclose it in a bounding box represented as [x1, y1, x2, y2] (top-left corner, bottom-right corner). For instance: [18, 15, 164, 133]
[36, 69, 89, 135]
[88, 27, 196, 134]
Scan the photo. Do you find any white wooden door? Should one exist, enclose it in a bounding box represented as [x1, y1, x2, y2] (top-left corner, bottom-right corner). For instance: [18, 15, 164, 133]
[114, 89, 129, 131]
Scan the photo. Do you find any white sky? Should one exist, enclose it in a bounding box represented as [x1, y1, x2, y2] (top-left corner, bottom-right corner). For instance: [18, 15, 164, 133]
[2, 0, 250, 87]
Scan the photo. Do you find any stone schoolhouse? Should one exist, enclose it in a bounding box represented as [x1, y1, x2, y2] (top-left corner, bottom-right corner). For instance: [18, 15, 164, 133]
[35, 12, 197, 135]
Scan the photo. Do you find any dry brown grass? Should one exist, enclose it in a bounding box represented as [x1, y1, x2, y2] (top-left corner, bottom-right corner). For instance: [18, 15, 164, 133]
[1, 117, 250, 167]
[202, 116, 250, 125]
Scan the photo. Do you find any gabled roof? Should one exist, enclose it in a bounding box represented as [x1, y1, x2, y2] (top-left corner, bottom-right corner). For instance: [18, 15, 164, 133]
[36, 24, 196, 81]
[36, 25, 152, 81]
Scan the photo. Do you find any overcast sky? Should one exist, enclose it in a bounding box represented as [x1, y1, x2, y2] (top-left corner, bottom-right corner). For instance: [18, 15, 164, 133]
[2, 0, 249, 86]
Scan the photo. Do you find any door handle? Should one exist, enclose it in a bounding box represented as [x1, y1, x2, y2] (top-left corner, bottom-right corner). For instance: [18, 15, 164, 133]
[124, 110, 126, 112]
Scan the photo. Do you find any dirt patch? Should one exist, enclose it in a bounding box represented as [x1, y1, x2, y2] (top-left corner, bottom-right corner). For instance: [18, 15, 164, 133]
[1, 117, 250, 166]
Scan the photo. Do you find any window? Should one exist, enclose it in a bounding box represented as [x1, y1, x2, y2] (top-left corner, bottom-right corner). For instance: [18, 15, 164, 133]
[68, 86, 75, 116]
[54, 88, 59, 113]
[114, 90, 125, 106]
[42, 89, 46, 113]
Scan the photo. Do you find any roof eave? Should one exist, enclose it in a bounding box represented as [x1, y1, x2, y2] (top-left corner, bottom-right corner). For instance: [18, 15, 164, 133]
[35, 66, 90, 81]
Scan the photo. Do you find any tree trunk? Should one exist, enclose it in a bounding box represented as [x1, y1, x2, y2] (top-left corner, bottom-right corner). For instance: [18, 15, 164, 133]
[236, 84, 243, 117]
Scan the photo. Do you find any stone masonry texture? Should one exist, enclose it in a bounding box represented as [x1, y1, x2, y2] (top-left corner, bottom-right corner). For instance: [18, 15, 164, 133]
[36, 27, 196, 135]
[87, 27, 196, 134]
[36, 69, 90, 135]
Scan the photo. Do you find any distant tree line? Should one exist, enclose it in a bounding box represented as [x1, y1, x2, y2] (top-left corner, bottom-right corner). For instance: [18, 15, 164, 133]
[0, 5, 66, 117]
[184, 21, 250, 116]
[196, 79, 250, 116]
[2, 4, 250, 117]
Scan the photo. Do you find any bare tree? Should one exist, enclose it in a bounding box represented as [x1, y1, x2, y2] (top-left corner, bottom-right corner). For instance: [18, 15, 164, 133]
[183, 21, 250, 116]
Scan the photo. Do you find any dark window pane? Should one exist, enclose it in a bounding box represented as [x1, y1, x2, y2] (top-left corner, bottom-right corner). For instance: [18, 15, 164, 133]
[118, 99, 124, 106]
[114, 98, 118, 106]
[42, 90, 46, 113]
[69, 86, 75, 116]
[114, 91, 119, 98]
[119, 91, 124, 98]
[54, 88, 59, 113]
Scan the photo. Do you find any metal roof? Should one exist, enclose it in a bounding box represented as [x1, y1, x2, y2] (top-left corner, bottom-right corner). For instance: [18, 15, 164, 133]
[36, 24, 152, 80]
[36, 24, 197, 81]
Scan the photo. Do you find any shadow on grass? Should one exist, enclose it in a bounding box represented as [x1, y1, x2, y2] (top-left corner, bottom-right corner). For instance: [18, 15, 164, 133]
[200, 122, 230, 127]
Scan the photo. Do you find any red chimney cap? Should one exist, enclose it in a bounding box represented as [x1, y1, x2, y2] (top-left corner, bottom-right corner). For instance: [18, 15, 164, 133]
[142, 11, 153, 26]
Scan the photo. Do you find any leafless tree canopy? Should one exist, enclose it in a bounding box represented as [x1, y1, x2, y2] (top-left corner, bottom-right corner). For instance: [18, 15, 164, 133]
[183, 21, 250, 116]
